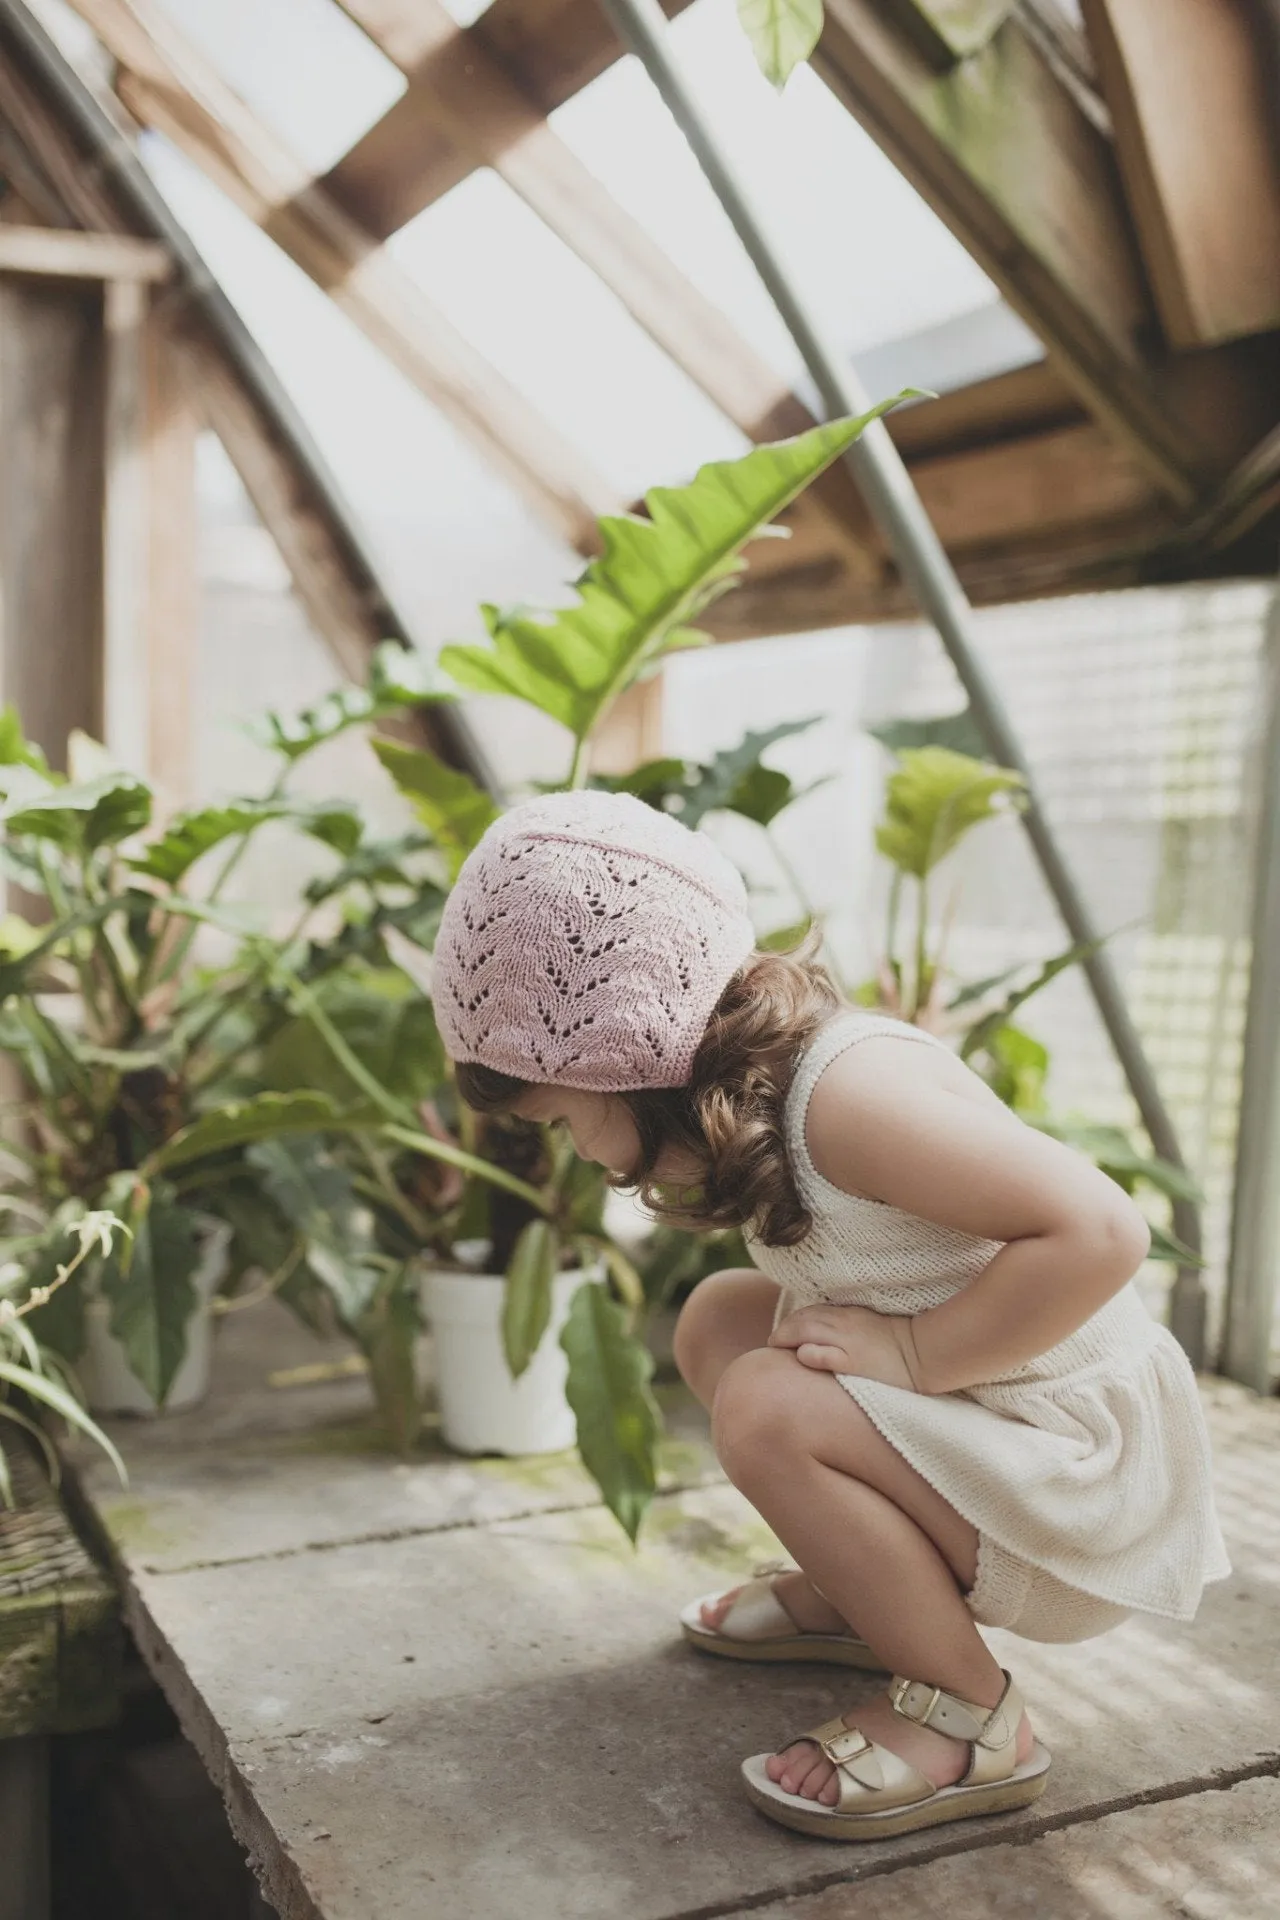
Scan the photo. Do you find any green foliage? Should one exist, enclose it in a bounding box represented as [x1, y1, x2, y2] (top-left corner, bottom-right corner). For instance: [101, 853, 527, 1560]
[876, 747, 1025, 880]
[440, 409, 909, 774]
[99, 1189, 202, 1406]
[260, 966, 445, 1108]
[371, 741, 498, 879]
[247, 640, 453, 761]
[868, 709, 988, 760]
[561, 1281, 660, 1543]
[737, 0, 824, 87]
[502, 1220, 559, 1379]
[148, 1093, 342, 1174]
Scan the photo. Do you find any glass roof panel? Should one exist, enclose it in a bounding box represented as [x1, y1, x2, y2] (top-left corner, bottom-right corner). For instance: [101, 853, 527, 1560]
[150, 0, 406, 175]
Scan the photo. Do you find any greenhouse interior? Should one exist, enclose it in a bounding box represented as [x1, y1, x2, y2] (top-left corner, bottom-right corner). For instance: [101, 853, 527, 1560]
[1, 0, 1279, 1913]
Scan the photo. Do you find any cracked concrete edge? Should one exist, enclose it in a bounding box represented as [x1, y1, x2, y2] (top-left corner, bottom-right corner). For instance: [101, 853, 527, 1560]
[655, 1750, 1280, 1920]
[117, 1560, 323, 1920]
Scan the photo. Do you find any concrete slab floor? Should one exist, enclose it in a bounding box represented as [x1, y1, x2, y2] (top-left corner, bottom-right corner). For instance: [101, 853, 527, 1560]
[76, 1306, 1280, 1920]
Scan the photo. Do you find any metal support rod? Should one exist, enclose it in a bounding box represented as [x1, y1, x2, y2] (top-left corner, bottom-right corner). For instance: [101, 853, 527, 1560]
[1221, 582, 1280, 1392]
[600, 0, 1206, 1358]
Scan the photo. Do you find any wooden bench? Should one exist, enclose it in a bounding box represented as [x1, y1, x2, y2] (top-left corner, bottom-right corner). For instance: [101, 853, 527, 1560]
[0, 1435, 120, 1920]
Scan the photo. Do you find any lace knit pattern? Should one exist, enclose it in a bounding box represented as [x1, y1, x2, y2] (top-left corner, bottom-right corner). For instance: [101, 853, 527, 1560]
[748, 1010, 1231, 1642]
[433, 792, 755, 1092]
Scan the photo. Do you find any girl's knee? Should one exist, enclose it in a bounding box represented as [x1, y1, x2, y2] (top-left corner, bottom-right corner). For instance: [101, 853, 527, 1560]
[672, 1267, 767, 1399]
[710, 1347, 813, 1487]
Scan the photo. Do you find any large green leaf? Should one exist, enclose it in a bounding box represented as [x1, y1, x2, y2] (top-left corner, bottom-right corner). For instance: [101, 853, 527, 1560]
[680, 719, 818, 828]
[100, 1196, 202, 1406]
[968, 1022, 1049, 1115]
[502, 1219, 559, 1379]
[0, 898, 131, 1006]
[1, 770, 151, 849]
[737, 0, 823, 87]
[371, 740, 498, 880]
[303, 832, 436, 905]
[147, 1092, 342, 1174]
[0, 706, 50, 774]
[261, 967, 446, 1107]
[130, 799, 363, 885]
[560, 1280, 660, 1542]
[876, 747, 1024, 879]
[249, 641, 455, 763]
[1034, 1119, 1202, 1204]
[869, 709, 988, 760]
[440, 407, 910, 747]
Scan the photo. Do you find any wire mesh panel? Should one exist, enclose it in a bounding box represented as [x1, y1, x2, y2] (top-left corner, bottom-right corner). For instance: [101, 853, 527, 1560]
[666, 579, 1275, 1344]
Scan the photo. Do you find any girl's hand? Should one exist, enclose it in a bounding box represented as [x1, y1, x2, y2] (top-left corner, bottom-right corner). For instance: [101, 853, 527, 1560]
[769, 1304, 921, 1392]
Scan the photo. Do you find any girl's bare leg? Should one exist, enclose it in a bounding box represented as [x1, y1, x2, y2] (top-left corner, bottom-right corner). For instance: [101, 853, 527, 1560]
[712, 1346, 1033, 1805]
[673, 1272, 848, 1635]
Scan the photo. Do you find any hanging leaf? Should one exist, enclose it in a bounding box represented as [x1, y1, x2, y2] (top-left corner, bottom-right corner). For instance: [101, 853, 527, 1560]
[502, 1219, 559, 1379]
[737, 0, 824, 88]
[371, 740, 498, 881]
[440, 406, 911, 750]
[869, 709, 988, 760]
[146, 1092, 342, 1174]
[100, 1196, 202, 1406]
[561, 1280, 660, 1542]
[876, 747, 1024, 880]
[130, 802, 290, 883]
[680, 719, 820, 828]
[304, 832, 436, 904]
[1033, 1118, 1202, 1204]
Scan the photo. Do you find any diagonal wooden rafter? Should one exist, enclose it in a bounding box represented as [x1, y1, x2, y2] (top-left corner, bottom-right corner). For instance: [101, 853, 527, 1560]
[331, 0, 880, 580]
[325, 0, 1264, 510]
[64, 0, 621, 556]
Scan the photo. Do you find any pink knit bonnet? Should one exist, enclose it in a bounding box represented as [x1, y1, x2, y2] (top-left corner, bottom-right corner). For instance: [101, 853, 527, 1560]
[432, 790, 756, 1091]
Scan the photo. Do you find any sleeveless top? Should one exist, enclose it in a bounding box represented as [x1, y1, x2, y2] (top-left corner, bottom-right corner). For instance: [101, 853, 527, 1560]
[746, 1009, 1231, 1623]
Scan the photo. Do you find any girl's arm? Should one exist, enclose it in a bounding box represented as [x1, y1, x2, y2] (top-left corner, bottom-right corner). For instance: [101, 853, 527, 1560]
[796, 1038, 1152, 1394]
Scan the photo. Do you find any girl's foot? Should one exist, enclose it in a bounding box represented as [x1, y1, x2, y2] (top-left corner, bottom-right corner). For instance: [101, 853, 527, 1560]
[765, 1693, 1037, 1807]
[699, 1570, 848, 1637]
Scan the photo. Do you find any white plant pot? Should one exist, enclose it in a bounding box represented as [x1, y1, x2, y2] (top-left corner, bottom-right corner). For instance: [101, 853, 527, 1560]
[425, 1264, 596, 1457]
[78, 1220, 233, 1417]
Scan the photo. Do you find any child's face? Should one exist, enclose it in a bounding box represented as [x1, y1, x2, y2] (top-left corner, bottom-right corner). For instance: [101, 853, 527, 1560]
[514, 1086, 643, 1179]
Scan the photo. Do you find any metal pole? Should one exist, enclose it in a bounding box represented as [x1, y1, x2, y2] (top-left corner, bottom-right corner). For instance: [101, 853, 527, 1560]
[1222, 582, 1280, 1391]
[600, 0, 1206, 1358]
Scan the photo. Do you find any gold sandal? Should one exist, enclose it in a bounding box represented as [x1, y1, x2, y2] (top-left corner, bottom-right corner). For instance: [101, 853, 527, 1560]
[680, 1563, 883, 1671]
[742, 1669, 1051, 1840]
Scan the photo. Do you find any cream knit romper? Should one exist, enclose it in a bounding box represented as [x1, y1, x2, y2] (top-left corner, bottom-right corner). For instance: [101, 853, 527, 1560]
[747, 1009, 1231, 1644]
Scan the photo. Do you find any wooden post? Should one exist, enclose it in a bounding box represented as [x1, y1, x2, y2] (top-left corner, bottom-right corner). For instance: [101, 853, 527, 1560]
[101, 275, 148, 774]
[143, 312, 197, 811]
[588, 675, 665, 777]
[0, 275, 105, 766]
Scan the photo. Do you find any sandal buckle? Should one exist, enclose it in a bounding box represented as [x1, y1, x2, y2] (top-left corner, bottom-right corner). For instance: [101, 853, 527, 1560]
[891, 1678, 942, 1728]
[821, 1726, 871, 1766]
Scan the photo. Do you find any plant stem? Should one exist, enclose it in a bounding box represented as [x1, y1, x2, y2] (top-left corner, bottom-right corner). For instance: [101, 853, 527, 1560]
[380, 1124, 549, 1213]
[911, 874, 930, 1025]
[567, 734, 591, 791]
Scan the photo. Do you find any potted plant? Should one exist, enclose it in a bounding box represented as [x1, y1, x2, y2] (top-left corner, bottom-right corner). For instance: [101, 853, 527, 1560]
[0, 654, 504, 1420]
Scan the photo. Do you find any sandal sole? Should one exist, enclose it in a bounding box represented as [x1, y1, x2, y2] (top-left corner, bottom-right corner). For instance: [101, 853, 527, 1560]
[741, 1743, 1052, 1841]
[681, 1619, 885, 1671]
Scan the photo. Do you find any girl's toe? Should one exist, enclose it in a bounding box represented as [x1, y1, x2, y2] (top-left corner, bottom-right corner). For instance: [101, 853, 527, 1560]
[817, 1770, 840, 1807]
[797, 1756, 833, 1802]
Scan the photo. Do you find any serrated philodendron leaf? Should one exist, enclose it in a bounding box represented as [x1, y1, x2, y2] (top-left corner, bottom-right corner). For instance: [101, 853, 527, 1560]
[440, 407, 912, 758]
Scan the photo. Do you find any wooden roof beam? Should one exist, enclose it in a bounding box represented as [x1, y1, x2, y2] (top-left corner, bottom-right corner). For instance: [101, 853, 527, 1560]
[331, 0, 880, 580]
[813, 0, 1211, 506]
[1080, 0, 1280, 348]
[65, 0, 619, 555]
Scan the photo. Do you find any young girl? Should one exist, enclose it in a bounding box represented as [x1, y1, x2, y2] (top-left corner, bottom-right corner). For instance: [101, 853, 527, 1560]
[431, 789, 1229, 1843]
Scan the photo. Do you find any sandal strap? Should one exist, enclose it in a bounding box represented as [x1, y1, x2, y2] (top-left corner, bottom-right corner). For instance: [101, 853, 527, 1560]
[890, 1670, 1024, 1786]
[716, 1576, 800, 1643]
[805, 1717, 933, 1814]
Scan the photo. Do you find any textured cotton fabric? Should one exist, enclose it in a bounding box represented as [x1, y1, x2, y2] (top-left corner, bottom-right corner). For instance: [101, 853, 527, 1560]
[748, 1010, 1231, 1644]
[433, 791, 756, 1091]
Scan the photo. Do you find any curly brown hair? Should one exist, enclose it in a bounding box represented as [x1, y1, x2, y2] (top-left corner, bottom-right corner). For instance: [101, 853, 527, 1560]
[453, 937, 841, 1248]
